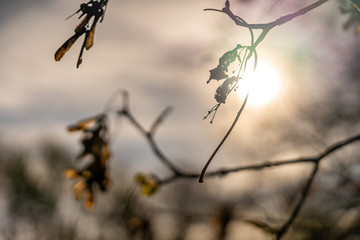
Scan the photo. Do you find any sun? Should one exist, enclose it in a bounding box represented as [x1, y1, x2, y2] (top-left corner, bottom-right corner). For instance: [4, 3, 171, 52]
[236, 61, 282, 106]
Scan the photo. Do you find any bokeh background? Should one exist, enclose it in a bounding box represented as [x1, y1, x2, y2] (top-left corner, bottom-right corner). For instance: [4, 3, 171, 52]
[1, 0, 360, 239]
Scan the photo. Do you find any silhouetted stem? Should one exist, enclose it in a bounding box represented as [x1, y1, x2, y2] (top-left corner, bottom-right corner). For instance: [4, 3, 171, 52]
[199, 93, 249, 182]
[118, 94, 182, 175]
[150, 107, 172, 135]
[102, 89, 128, 112]
[205, 133, 360, 176]
[274, 133, 360, 239]
[205, 0, 328, 30]
[200, 0, 328, 183]
[159, 133, 360, 186]
[123, 109, 182, 175]
[113, 90, 360, 239]
[200, 0, 329, 183]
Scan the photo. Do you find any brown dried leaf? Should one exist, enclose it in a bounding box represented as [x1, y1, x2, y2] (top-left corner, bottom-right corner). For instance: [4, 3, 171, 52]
[67, 118, 96, 132]
[85, 25, 96, 50]
[54, 35, 78, 61]
[75, 15, 89, 33]
[63, 169, 80, 179]
[84, 191, 94, 209]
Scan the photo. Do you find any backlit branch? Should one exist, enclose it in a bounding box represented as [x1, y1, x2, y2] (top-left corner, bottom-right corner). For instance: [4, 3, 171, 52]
[114, 92, 360, 189]
[205, 133, 360, 177]
[200, 0, 330, 182]
[275, 163, 319, 239]
[118, 95, 182, 176]
[66, 90, 360, 239]
[205, 0, 328, 31]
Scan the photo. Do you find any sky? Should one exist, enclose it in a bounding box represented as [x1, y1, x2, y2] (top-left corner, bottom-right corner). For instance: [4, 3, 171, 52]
[0, 0, 217, 147]
[0, 0, 359, 188]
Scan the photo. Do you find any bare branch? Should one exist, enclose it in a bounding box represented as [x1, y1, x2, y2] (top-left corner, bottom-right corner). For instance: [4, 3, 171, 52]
[206, 0, 329, 30]
[315, 133, 360, 161]
[99, 89, 360, 238]
[205, 157, 313, 177]
[275, 163, 319, 239]
[158, 134, 360, 191]
[199, 92, 249, 183]
[204, 133, 360, 178]
[201, 0, 329, 183]
[103, 89, 128, 112]
[273, 133, 360, 238]
[268, 0, 329, 28]
[150, 107, 172, 136]
[118, 94, 182, 175]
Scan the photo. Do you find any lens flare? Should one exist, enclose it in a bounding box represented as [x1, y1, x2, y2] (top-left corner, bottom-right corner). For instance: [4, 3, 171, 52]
[237, 61, 282, 106]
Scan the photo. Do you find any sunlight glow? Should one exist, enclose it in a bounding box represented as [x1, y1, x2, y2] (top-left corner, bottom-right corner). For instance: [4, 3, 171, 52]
[237, 61, 282, 106]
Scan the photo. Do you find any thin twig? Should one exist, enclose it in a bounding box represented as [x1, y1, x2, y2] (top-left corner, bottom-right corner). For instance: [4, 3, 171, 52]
[102, 89, 126, 112]
[206, 157, 313, 177]
[273, 133, 360, 239]
[204, 133, 360, 179]
[275, 163, 319, 239]
[206, 0, 328, 30]
[118, 95, 182, 175]
[315, 133, 360, 161]
[155, 133, 360, 185]
[150, 107, 172, 135]
[199, 92, 249, 182]
[113, 91, 360, 239]
[200, 0, 329, 183]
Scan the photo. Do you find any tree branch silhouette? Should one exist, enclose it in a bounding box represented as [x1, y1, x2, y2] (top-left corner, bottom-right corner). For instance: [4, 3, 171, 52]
[275, 163, 319, 239]
[67, 89, 360, 239]
[140, 99, 360, 238]
[117, 94, 182, 176]
[199, 93, 249, 182]
[50, 0, 360, 238]
[200, 0, 330, 182]
[204, 0, 328, 31]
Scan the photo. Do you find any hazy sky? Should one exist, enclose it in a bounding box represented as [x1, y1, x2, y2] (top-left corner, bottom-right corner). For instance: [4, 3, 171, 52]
[0, 0, 358, 171]
[0, 1, 207, 151]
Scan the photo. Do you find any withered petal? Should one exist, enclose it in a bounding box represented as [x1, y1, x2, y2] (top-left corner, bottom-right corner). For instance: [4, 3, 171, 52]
[85, 25, 96, 50]
[75, 15, 90, 33]
[63, 169, 80, 179]
[55, 34, 79, 61]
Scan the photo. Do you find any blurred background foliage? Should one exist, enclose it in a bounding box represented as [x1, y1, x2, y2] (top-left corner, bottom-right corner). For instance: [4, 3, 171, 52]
[1, 139, 360, 239]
